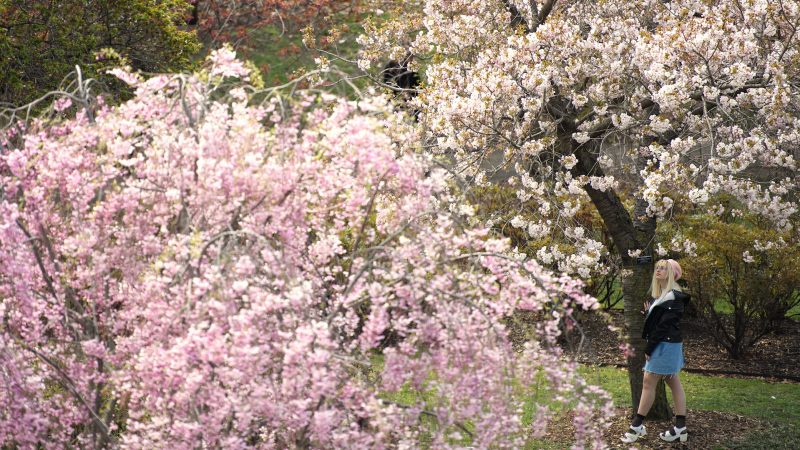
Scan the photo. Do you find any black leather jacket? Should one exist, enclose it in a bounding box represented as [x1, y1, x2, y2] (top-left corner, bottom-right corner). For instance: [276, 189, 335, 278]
[642, 289, 691, 356]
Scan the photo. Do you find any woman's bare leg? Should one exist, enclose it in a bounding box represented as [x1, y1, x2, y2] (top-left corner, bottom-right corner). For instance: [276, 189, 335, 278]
[665, 374, 686, 416]
[637, 371, 661, 416]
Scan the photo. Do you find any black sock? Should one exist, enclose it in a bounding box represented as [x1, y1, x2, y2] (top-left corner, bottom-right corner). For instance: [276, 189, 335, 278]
[675, 415, 686, 429]
[632, 413, 645, 427]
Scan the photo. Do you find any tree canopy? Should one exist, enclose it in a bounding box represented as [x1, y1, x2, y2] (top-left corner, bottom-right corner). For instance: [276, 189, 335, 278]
[0, 0, 200, 107]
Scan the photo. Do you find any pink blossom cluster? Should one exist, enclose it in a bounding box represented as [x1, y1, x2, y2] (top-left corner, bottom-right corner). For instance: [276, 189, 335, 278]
[0, 52, 610, 448]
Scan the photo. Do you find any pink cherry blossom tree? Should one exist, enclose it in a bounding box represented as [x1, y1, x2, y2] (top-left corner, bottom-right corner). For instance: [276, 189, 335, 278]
[359, 0, 800, 417]
[0, 48, 612, 448]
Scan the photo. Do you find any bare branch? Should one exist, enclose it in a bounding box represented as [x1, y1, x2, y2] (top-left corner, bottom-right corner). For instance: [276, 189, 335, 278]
[16, 341, 110, 439]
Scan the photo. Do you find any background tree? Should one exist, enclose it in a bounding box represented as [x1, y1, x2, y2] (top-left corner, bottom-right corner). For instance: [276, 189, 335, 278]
[0, 0, 200, 108]
[359, 0, 800, 418]
[190, 0, 341, 44]
[187, 0, 369, 85]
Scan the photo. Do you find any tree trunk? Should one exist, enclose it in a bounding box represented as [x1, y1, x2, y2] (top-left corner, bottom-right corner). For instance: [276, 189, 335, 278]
[567, 142, 672, 419]
[618, 187, 672, 420]
[621, 262, 672, 419]
[558, 107, 672, 419]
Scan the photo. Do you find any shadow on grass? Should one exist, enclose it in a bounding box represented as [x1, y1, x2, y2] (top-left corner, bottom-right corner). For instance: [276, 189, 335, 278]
[723, 424, 800, 450]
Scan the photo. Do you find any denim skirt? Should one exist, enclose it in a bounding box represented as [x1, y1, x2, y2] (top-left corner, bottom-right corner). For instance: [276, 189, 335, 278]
[644, 342, 684, 375]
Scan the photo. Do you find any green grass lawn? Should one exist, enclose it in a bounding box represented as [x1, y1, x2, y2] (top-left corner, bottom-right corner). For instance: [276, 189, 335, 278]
[580, 365, 800, 427]
[372, 355, 800, 448]
[245, 25, 316, 85]
[244, 13, 366, 90]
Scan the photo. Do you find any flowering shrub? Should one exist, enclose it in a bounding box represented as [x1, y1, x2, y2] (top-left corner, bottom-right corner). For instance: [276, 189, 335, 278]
[0, 52, 611, 448]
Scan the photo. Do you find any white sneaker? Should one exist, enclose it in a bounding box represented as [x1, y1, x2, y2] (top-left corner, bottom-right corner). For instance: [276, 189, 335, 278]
[621, 424, 646, 443]
[659, 426, 688, 442]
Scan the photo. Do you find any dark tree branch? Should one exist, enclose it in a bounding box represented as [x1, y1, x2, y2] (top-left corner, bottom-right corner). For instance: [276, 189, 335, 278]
[535, 0, 557, 30]
[502, 0, 530, 31]
[16, 340, 110, 439]
[15, 218, 60, 302]
[502, 0, 558, 33]
[569, 121, 641, 263]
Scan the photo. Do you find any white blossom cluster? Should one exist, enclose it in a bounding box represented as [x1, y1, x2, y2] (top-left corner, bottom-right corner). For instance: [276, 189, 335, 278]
[360, 0, 800, 278]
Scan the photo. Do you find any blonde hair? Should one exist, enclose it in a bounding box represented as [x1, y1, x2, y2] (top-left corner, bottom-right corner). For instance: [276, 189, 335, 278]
[650, 259, 682, 299]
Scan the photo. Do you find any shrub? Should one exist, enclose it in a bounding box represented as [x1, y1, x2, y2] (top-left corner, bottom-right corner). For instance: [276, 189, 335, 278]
[682, 213, 800, 359]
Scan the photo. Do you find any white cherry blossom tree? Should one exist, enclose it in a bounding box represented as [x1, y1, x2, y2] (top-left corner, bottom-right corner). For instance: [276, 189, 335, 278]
[359, 0, 800, 417]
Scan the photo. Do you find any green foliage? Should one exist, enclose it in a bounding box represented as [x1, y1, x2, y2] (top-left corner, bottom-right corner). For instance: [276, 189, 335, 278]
[470, 184, 533, 249]
[0, 0, 200, 107]
[673, 208, 800, 359]
[247, 24, 312, 85]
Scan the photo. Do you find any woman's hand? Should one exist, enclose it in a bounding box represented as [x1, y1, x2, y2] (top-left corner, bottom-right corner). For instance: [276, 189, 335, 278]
[642, 301, 651, 315]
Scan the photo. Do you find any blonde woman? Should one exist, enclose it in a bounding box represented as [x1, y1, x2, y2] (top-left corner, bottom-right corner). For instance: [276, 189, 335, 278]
[622, 259, 691, 444]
